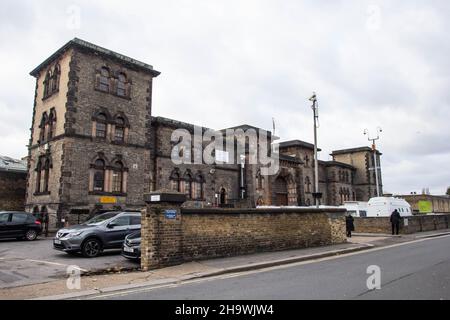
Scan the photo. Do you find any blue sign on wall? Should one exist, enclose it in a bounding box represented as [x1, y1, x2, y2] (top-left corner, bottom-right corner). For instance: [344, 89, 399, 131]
[165, 210, 177, 219]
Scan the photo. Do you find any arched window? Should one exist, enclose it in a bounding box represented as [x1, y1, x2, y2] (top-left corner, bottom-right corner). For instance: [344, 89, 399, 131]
[43, 70, 52, 98]
[117, 73, 127, 97]
[219, 188, 227, 205]
[114, 117, 125, 142]
[98, 67, 110, 92]
[192, 173, 204, 200]
[93, 159, 105, 191]
[170, 171, 180, 192]
[47, 109, 56, 140]
[39, 113, 48, 143]
[304, 176, 311, 193]
[112, 161, 124, 193]
[96, 113, 107, 138]
[255, 169, 264, 190]
[35, 160, 42, 193]
[42, 159, 50, 193]
[304, 155, 310, 167]
[52, 64, 60, 93]
[182, 172, 193, 199]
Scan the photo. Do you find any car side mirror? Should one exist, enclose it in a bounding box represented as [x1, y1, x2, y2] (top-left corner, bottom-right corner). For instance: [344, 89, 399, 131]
[107, 223, 116, 229]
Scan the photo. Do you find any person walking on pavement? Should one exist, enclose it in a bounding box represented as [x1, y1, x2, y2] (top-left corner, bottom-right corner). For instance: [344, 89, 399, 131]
[390, 209, 401, 235]
[346, 213, 355, 238]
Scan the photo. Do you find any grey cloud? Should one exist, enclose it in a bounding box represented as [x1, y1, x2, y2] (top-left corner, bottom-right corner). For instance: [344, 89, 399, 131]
[0, 0, 449, 195]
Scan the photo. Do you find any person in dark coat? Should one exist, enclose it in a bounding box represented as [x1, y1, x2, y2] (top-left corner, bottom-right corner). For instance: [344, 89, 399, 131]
[346, 214, 355, 237]
[390, 209, 401, 235]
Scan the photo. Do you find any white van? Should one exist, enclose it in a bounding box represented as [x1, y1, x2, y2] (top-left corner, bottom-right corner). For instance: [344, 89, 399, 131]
[367, 197, 412, 217]
[341, 201, 368, 217]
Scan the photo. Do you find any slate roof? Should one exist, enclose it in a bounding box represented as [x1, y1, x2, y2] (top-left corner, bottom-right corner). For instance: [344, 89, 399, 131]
[0, 156, 27, 173]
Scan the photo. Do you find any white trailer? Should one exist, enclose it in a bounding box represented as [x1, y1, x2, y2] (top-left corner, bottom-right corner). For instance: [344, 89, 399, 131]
[341, 201, 369, 217]
[366, 197, 413, 217]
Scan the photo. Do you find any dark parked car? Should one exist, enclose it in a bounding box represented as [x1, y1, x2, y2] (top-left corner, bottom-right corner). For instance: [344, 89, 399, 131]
[0, 211, 43, 241]
[53, 211, 141, 258]
[122, 231, 141, 260]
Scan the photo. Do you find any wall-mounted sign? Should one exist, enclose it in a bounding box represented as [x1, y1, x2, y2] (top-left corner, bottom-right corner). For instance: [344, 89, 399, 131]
[151, 195, 161, 202]
[100, 196, 117, 204]
[165, 209, 177, 219]
[418, 201, 432, 214]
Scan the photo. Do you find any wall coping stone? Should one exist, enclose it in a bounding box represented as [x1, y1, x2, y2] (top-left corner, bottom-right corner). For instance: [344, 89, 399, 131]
[181, 207, 347, 215]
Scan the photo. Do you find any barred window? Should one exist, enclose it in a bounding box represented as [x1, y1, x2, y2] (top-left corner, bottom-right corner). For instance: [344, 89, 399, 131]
[93, 159, 105, 191]
[99, 67, 110, 92]
[96, 113, 107, 138]
[117, 73, 127, 97]
[112, 161, 124, 193]
[114, 117, 125, 142]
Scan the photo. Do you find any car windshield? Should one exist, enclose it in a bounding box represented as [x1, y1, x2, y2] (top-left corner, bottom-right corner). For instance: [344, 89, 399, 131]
[84, 212, 118, 225]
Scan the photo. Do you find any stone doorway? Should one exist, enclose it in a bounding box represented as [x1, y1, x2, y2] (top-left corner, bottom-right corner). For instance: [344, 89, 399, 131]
[274, 176, 288, 206]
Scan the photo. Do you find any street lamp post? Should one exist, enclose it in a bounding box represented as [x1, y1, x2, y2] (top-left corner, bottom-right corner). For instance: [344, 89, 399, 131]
[364, 127, 382, 197]
[309, 92, 321, 208]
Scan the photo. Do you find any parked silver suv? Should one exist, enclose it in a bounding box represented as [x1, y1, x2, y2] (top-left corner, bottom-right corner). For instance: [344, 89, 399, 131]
[53, 211, 141, 258]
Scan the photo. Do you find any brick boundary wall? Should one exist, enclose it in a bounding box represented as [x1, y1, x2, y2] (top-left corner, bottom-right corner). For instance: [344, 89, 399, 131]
[353, 215, 450, 235]
[141, 191, 347, 271]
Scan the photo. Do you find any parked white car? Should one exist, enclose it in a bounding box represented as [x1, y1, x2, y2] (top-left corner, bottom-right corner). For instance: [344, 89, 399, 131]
[366, 197, 413, 217]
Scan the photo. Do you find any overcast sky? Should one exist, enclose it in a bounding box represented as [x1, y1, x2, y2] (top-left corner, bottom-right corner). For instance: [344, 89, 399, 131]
[1, 0, 449, 195]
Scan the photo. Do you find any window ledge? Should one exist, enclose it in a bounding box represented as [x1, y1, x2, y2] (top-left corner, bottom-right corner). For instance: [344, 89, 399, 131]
[42, 90, 59, 101]
[33, 191, 51, 196]
[89, 191, 127, 197]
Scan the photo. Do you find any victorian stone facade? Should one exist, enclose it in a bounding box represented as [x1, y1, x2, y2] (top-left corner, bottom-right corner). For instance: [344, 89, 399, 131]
[25, 38, 383, 228]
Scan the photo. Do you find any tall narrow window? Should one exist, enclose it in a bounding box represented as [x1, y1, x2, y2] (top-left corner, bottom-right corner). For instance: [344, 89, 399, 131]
[96, 113, 107, 138]
[304, 176, 311, 193]
[43, 159, 50, 193]
[99, 67, 110, 92]
[43, 71, 51, 98]
[39, 113, 48, 143]
[184, 179, 192, 199]
[93, 159, 105, 192]
[192, 174, 204, 200]
[112, 161, 124, 193]
[47, 110, 56, 140]
[35, 160, 42, 193]
[117, 73, 127, 97]
[114, 117, 125, 142]
[170, 169, 180, 192]
[52, 64, 60, 93]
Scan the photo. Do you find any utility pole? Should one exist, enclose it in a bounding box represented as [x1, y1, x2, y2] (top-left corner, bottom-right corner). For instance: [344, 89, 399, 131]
[364, 127, 382, 197]
[309, 92, 321, 208]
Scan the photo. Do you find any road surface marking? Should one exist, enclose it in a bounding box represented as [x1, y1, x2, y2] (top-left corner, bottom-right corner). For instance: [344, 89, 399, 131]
[85, 234, 450, 300]
[0, 257, 88, 272]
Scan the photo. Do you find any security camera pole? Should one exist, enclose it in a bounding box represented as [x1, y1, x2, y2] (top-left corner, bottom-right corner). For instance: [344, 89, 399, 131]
[364, 127, 382, 197]
[309, 92, 321, 208]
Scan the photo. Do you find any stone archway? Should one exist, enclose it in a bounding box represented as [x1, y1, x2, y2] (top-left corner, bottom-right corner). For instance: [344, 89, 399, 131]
[273, 176, 288, 206]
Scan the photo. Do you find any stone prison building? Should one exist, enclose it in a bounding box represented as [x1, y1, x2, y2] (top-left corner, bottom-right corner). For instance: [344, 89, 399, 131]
[25, 38, 383, 229]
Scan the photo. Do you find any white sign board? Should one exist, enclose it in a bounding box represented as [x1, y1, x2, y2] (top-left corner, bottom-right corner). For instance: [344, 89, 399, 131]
[215, 150, 229, 163]
[150, 195, 161, 202]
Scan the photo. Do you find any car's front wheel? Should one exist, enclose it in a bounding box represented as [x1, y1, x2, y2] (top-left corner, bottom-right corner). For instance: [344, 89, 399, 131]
[25, 229, 38, 241]
[81, 238, 102, 258]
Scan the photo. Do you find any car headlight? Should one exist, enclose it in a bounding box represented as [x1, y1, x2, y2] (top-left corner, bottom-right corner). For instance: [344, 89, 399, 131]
[66, 231, 83, 239]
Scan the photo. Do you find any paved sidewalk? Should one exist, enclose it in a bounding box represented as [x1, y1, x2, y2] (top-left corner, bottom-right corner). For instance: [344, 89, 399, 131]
[2, 228, 449, 300]
[0, 241, 369, 300]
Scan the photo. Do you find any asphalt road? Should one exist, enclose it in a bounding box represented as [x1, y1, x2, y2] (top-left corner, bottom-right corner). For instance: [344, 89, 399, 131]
[0, 238, 138, 288]
[93, 235, 450, 300]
